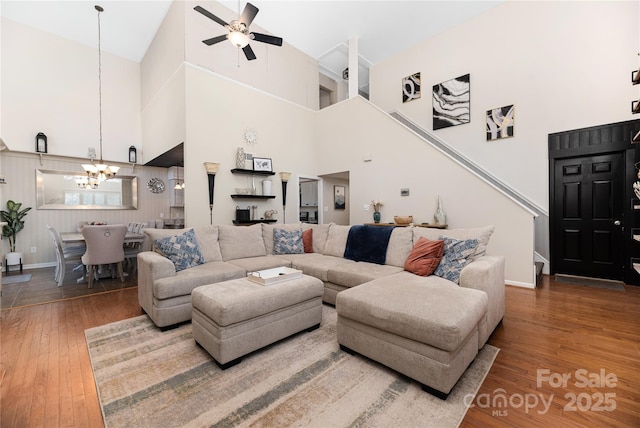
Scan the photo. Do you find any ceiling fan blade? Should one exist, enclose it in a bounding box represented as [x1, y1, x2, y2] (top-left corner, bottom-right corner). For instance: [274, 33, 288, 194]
[239, 3, 259, 27]
[242, 44, 257, 61]
[202, 34, 228, 46]
[251, 32, 283, 46]
[194, 5, 228, 28]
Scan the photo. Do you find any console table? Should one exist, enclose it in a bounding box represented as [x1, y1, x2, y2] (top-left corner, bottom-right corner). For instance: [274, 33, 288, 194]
[364, 223, 448, 229]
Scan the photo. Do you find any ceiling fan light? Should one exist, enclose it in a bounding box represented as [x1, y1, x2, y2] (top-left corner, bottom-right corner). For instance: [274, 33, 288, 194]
[228, 31, 249, 48]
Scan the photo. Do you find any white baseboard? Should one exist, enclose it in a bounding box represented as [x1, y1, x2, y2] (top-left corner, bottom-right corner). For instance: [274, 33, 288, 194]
[505, 279, 536, 289]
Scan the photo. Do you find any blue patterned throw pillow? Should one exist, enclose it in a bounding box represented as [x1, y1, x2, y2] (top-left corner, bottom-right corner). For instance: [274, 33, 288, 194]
[153, 229, 205, 272]
[273, 228, 304, 255]
[433, 237, 479, 284]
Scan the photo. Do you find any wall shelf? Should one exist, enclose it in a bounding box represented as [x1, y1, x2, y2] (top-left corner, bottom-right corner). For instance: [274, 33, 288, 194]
[231, 168, 275, 176]
[230, 194, 275, 199]
[233, 220, 277, 225]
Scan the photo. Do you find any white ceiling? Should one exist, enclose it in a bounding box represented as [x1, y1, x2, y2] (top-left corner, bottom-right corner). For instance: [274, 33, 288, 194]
[1, 0, 502, 82]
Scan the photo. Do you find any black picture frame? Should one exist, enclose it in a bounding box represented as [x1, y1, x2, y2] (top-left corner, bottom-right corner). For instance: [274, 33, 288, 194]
[253, 157, 272, 172]
[334, 185, 345, 210]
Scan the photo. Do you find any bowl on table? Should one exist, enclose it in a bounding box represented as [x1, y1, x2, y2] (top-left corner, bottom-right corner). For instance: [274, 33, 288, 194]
[393, 215, 413, 225]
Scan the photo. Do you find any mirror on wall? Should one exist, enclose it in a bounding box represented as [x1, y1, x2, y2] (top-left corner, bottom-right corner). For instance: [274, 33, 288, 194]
[36, 169, 138, 210]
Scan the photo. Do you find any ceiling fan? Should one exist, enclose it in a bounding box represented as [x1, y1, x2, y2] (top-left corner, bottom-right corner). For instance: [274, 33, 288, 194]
[194, 3, 283, 61]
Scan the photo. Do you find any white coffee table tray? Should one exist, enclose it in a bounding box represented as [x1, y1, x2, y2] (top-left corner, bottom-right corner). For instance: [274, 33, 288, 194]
[247, 267, 303, 285]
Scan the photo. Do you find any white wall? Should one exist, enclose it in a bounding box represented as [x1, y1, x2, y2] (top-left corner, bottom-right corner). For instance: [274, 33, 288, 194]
[0, 17, 141, 163]
[183, 65, 317, 227]
[370, 0, 639, 213]
[315, 97, 536, 286]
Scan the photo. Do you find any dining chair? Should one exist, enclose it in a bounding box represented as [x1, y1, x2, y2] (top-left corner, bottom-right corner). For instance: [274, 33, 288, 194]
[47, 224, 86, 287]
[124, 222, 146, 273]
[81, 224, 127, 288]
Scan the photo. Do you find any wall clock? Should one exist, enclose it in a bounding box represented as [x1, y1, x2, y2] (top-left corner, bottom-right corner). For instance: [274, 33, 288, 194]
[244, 128, 257, 145]
[147, 178, 165, 193]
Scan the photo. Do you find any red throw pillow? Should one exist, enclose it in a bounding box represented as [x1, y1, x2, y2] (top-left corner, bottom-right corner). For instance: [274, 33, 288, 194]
[404, 237, 445, 276]
[302, 228, 313, 253]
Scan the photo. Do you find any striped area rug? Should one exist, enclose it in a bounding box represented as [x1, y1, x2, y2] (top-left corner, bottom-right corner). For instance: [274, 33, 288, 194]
[85, 305, 498, 428]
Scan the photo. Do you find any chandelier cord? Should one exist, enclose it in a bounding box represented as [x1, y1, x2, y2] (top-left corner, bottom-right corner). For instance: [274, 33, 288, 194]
[97, 5, 103, 163]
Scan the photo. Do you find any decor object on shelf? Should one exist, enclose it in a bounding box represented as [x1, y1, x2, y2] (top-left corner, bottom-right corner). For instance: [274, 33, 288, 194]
[433, 73, 470, 130]
[402, 72, 421, 103]
[253, 157, 272, 172]
[334, 186, 345, 210]
[1, 200, 31, 270]
[129, 146, 137, 164]
[235, 147, 245, 168]
[279, 172, 290, 223]
[235, 206, 250, 223]
[262, 178, 272, 196]
[194, 3, 283, 62]
[204, 162, 220, 224]
[81, 5, 119, 187]
[371, 200, 383, 223]
[434, 196, 447, 225]
[394, 215, 413, 225]
[234, 187, 252, 195]
[147, 178, 165, 194]
[264, 209, 277, 220]
[486, 105, 514, 141]
[35, 132, 48, 154]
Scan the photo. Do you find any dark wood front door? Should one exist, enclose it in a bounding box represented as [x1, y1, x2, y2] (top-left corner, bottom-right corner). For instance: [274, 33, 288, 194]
[552, 153, 624, 280]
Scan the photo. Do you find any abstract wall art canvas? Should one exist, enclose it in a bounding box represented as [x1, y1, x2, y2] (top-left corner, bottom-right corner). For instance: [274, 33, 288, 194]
[486, 105, 514, 141]
[432, 74, 470, 130]
[402, 72, 421, 103]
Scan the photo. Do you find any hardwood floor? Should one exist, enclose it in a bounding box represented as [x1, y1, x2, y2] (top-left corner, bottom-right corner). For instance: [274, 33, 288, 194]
[1, 270, 639, 427]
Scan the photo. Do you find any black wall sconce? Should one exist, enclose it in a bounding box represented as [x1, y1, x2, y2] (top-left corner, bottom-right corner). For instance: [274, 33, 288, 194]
[279, 171, 291, 223]
[129, 146, 137, 164]
[204, 162, 220, 225]
[35, 132, 48, 153]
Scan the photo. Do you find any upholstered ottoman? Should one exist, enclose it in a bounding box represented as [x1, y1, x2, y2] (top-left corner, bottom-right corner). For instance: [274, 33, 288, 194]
[336, 273, 488, 399]
[192, 274, 324, 369]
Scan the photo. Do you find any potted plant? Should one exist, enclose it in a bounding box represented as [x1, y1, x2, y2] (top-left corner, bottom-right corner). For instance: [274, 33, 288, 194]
[1, 200, 31, 268]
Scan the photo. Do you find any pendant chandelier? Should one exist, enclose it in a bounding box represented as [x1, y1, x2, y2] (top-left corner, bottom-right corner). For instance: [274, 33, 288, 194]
[81, 4, 119, 187]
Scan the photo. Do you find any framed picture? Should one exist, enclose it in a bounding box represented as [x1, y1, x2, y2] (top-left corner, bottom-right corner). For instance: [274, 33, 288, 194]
[432, 73, 470, 130]
[252, 157, 272, 172]
[632, 68, 640, 85]
[334, 185, 345, 210]
[486, 105, 514, 141]
[402, 72, 421, 103]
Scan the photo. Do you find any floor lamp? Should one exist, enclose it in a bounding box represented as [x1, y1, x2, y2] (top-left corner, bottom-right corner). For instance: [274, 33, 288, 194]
[204, 162, 220, 225]
[279, 172, 291, 223]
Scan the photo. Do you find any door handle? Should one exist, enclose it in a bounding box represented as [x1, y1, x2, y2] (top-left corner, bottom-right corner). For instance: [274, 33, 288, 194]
[614, 220, 621, 226]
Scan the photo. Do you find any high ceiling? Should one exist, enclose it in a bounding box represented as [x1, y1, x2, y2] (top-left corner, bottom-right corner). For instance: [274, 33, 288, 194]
[1, 0, 502, 81]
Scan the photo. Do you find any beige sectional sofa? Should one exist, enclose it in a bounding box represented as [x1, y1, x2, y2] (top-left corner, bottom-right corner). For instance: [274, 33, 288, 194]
[137, 222, 504, 397]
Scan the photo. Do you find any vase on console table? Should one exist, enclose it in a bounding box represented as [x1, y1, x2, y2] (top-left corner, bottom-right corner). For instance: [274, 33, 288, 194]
[373, 211, 381, 223]
[434, 196, 446, 225]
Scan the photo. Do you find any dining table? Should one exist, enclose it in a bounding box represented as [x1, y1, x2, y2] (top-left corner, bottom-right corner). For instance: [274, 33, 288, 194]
[60, 231, 146, 245]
